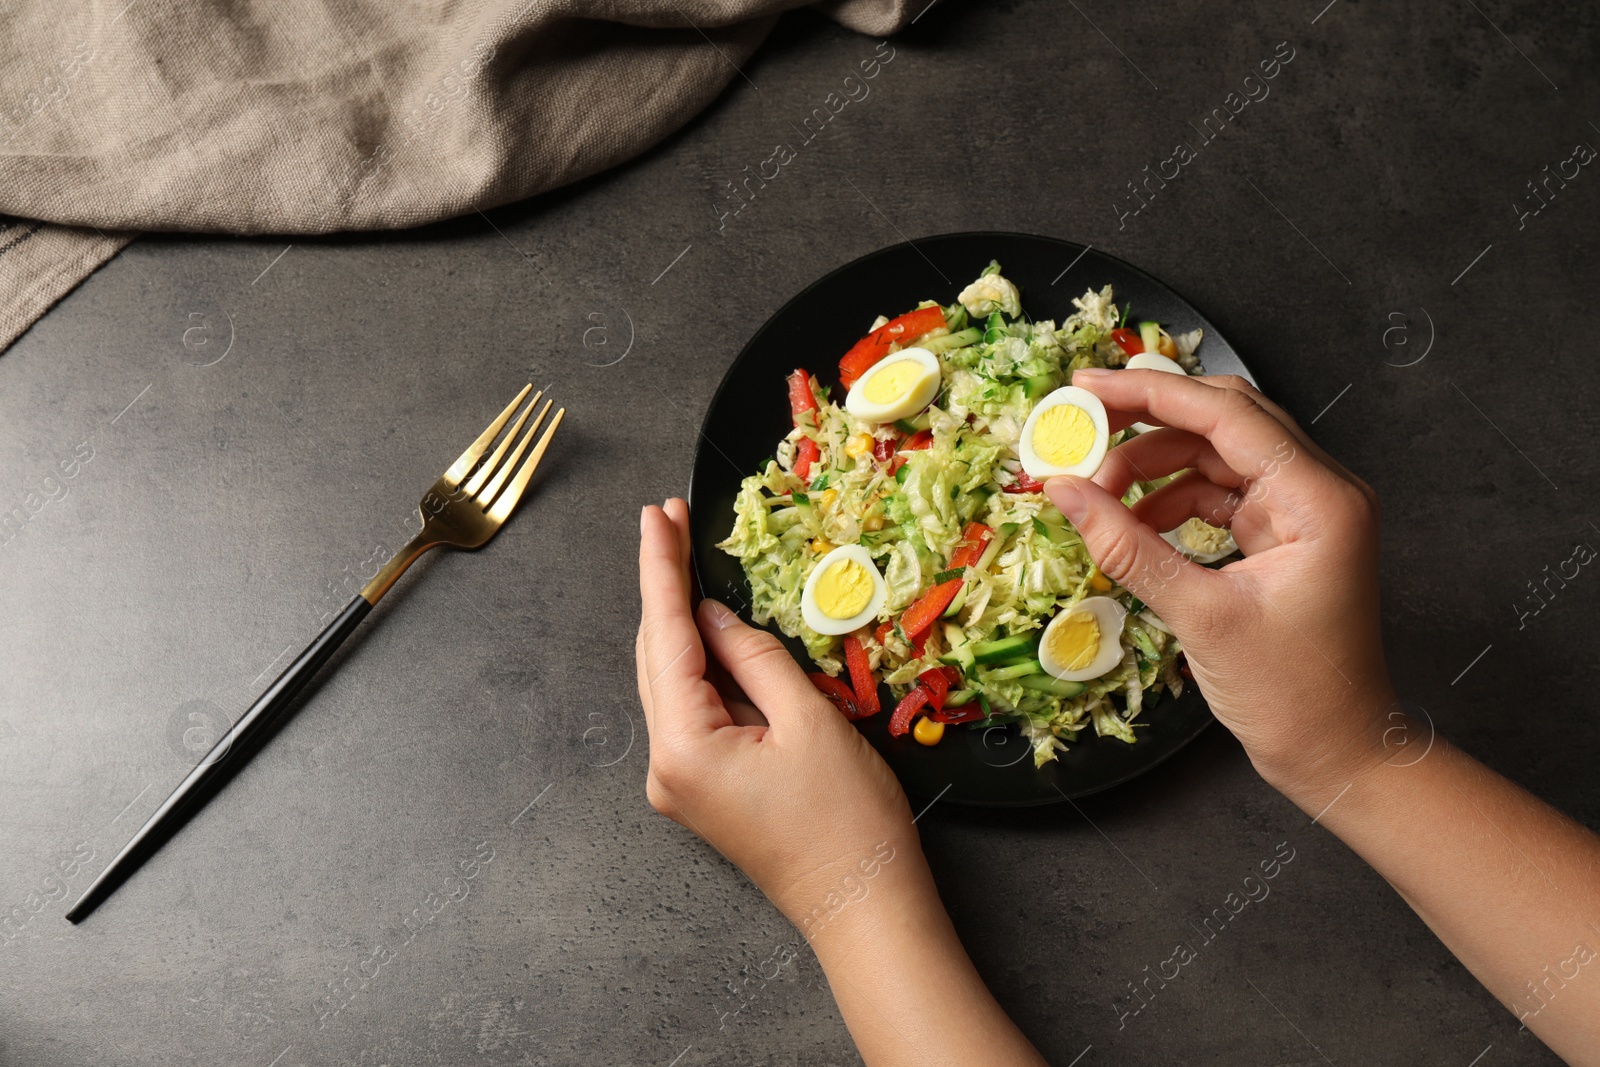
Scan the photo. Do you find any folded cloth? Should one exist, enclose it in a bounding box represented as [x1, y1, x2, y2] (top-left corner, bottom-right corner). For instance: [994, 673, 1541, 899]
[0, 0, 915, 353]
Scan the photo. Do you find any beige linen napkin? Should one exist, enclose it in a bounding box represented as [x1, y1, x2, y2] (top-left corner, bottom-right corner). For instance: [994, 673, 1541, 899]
[0, 0, 915, 352]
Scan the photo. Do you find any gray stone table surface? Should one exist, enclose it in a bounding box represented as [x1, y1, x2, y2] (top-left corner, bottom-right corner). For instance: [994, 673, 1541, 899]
[2, 2, 1597, 1064]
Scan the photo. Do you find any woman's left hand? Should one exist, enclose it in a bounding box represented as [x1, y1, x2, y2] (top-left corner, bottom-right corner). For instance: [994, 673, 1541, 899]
[636, 499, 919, 925]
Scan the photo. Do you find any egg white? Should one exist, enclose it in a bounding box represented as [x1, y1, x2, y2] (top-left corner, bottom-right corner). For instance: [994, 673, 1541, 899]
[844, 348, 942, 425]
[1160, 518, 1238, 565]
[1037, 596, 1127, 682]
[1124, 352, 1188, 433]
[1018, 385, 1110, 480]
[801, 544, 888, 636]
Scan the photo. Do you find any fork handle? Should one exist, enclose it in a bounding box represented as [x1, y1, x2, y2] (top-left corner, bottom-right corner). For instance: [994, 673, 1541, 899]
[361, 532, 437, 605]
[65, 593, 374, 922]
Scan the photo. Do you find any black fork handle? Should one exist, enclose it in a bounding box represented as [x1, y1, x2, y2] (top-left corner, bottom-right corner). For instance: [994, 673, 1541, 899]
[65, 595, 374, 923]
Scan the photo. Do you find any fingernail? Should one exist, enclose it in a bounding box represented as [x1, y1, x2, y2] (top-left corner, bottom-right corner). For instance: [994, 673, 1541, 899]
[1074, 367, 1113, 378]
[640, 505, 649, 533]
[1044, 477, 1088, 524]
[703, 599, 738, 629]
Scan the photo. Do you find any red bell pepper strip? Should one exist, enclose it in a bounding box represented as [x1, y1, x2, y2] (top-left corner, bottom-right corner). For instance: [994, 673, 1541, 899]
[872, 437, 898, 464]
[948, 523, 994, 570]
[897, 585, 955, 644]
[917, 666, 955, 712]
[809, 672, 864, 720]
[788, 368, 824, 482]
[888, 667, 961, 736]
[1003, 469, 1046, 494]
[794, 438, 821, 482]
[931, 703, 987, 725]
[874, 620, 895, 646]
[901, 429, 934, 451]
[894, 522, 994, 642]
[839, 305, 948, 389]
[1109, 327, 1144, 356]
[841, 634, 879, 717]
[787, 368, 819, 425]
[888, 685, 931, 737]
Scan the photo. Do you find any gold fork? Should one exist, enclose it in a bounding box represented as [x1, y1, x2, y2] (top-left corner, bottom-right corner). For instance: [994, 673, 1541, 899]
[66, 385, 564, 923]
[362, 383, 564, 602]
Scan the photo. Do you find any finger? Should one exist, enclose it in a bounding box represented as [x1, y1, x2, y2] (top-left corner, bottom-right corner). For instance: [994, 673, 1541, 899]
[635, 624, 655, 735]
[1045, 475, 1219, 618]
[639, 505, 728, 733]
[704, 641, 770, 727]
[1104, 408, 1148, 436]
[1199, 373, 1358, 479]
[697, 599, 833, 735]
[1128, 470, 1246, 535]
[1074, 369, 1332, 498]
[1196, 374, 1316, 448]
[1093, 427, 1243, 499]
[664, 497, 694, 588]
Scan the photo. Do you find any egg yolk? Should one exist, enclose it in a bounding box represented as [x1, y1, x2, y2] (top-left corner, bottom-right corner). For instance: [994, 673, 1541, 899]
[1047, 610, 1101, 671]
[1032, 403, 1096, 467]
[863, 359, 925, 404]
[813, 558, 875, 620]
[1177, 517, 1232, 554]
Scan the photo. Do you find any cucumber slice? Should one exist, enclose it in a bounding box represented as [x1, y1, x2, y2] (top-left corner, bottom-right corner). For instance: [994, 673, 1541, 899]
[1032, 516, 1072, 544]
[939, 645, 976, 671]
[970, 633, 1039, 665]
[1023, 373, 1056, 398]
[791, 495, 822, 537]
[943, 689, 978, 708]
[942, 583, 969, 617]
[919, 326, 983, 354]
[1018, 675, 1087, 698]
[1139, 320, 1161, 353]
[983, 311, 1005, 344]
[983, 658, 1043, 681]
[939, 622, 974, 668]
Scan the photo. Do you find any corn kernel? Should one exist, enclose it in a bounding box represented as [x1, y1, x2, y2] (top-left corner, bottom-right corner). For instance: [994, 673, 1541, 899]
[912, 717, 945, 746]
[1088, 566, 1113, 592]
[1157, 334, 1179, 359]
[845, 433, 874, 457]
[863, 513, 885, 532]
[819, 489, 839, 510]
[811, 538, 834, 554]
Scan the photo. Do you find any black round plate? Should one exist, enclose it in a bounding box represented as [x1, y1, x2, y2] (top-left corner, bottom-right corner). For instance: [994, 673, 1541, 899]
[688, 232, 1254, 806]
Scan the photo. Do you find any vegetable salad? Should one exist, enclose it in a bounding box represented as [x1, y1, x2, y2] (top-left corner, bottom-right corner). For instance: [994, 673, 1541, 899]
[717, 262, 1210, 768]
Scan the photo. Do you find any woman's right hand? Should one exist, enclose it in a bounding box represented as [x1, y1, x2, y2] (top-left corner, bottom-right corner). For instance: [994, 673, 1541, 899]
[1044, 368, 1401, 803]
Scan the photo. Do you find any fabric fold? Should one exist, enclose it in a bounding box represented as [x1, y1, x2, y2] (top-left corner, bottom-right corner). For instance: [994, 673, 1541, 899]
[0, 0, 916, 352]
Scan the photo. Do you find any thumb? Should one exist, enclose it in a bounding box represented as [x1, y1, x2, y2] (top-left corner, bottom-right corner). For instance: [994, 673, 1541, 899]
[697, 600, 835, 730]
[1043, 475, 1213, 619]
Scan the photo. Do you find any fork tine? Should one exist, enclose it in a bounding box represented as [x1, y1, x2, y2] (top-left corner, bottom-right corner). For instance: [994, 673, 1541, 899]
[465, 390, 542, 497]
[487, 407, 565, 524]
[477, 398, 552, 506]
[444, 384, 532, 487]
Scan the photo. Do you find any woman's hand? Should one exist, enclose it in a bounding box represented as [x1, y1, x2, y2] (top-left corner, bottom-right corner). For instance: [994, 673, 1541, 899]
[636, 499, 917, 924]
[1051, 373, 1600, 1064]
[637, 499, 1047, 1067]
[1044, 369, 1399, 801]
